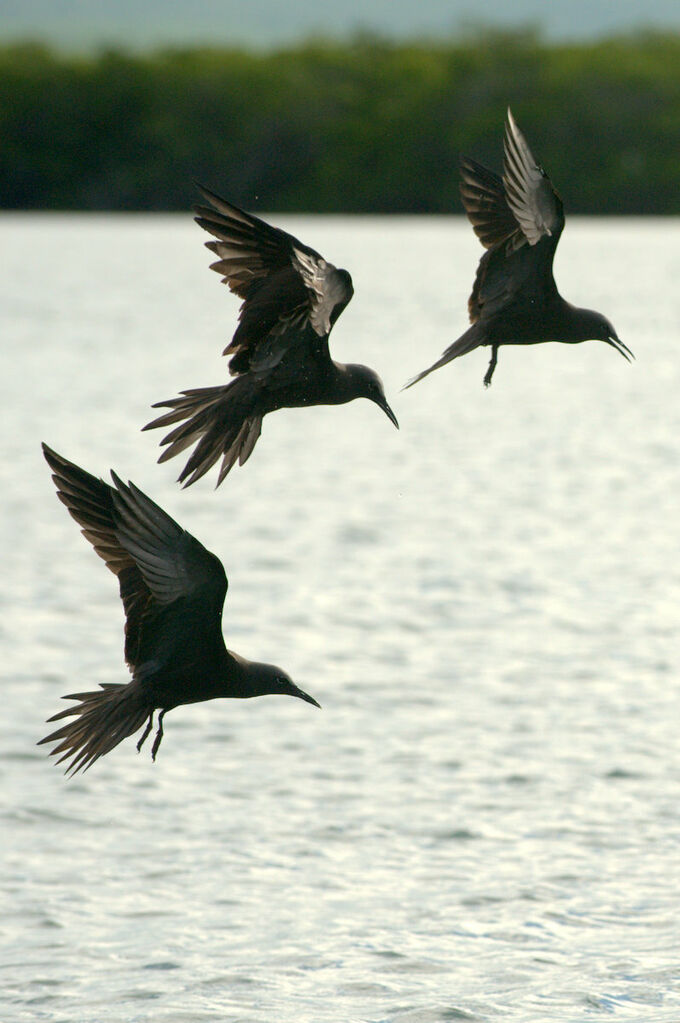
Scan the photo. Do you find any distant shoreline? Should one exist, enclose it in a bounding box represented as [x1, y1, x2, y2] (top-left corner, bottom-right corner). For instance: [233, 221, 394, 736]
[3, 32, 679, 215]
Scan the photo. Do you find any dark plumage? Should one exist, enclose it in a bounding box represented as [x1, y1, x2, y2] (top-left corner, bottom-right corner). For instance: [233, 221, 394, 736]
[39, 444, 319, 776]
[144, 187, 398, 487]
[405, 108, 633, 389]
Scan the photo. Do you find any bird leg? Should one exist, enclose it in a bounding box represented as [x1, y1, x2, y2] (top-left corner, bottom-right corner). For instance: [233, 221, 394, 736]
[136, 712, 154, 753]
[151, 710, 166, 762]
[484, 345, 498, 388]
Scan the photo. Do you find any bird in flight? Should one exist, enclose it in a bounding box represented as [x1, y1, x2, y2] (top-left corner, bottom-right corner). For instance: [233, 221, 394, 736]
[405, 108, 633, 389]
[144, 188, 398, 487]
[39, 444, 320, 776]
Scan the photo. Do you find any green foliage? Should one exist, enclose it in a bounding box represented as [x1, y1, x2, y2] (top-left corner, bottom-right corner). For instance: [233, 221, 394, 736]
[1, 32, 678, 212]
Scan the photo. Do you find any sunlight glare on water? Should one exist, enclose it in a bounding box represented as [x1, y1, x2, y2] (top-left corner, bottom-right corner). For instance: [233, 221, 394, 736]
[1, 213, 679, 1022]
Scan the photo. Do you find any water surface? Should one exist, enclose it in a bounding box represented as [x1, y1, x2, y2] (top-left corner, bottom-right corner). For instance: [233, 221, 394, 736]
[1, 213, 679, 1022]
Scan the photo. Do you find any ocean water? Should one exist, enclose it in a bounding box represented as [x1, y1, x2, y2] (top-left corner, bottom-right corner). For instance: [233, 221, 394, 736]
[1, 212, 679, 1022]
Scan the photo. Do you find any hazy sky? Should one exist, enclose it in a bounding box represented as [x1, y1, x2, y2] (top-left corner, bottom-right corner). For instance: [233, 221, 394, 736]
[1, 0, 679, 50]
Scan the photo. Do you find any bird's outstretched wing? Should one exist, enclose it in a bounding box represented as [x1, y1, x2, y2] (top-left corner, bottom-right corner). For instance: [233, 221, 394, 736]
[459, 155, 519, 251]
[193, 187, 354, 374]
[42, 444, 227, 666]
[460, 109, 564, 255]
[461, 109, 565, 324]
[502, 109, 564, 247]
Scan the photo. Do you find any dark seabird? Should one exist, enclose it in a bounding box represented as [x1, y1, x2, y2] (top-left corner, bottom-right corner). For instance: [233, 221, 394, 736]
[143, 187, 398, 487]
[39, 444, 319, 775]
[405, 108, 633, 389]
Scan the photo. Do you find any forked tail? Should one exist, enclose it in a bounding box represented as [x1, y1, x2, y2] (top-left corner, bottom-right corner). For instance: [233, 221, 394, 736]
[39, 683, 154, 776]
[143, 380, 263, 488]
[403, 324, 482, 389]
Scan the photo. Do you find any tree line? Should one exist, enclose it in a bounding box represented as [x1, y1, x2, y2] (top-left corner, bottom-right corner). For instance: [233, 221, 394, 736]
[1, 30, 678, 213]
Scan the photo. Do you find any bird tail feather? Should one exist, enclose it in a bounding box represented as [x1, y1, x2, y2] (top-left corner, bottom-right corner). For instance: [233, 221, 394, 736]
[38, 683, 152, 776]
[143, 381, 263, 488]
[403, 325, 482, 389]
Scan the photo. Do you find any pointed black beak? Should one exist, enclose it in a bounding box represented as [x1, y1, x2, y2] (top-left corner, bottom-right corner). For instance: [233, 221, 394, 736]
[605, 333, 634, 363]
[376, 395, 399, 429]
[292, 684, 321, 709]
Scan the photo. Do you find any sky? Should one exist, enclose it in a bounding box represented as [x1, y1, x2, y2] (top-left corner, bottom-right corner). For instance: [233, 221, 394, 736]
[1, 0, 679, 50]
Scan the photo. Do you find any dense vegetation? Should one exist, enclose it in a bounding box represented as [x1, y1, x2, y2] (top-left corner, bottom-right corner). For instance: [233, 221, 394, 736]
[1, 31, 679, 213]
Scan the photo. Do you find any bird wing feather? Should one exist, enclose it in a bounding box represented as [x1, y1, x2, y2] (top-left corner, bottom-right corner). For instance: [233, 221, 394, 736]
[42, 445, 227, 667]
[464, 110, 565, 323]
[502, 108, 564, 246]
[459, 155, 520, 250]
[193, 186, 353, 374]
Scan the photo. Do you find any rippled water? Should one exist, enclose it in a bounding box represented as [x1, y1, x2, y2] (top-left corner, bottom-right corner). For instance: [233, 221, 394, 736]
[2, 213, 679, 1022]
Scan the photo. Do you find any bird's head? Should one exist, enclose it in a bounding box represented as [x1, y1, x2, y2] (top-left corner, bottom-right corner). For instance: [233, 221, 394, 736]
[255, 662, 321, 708]
[346, 365, 399, 428]
[576, 309, 634, 363]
